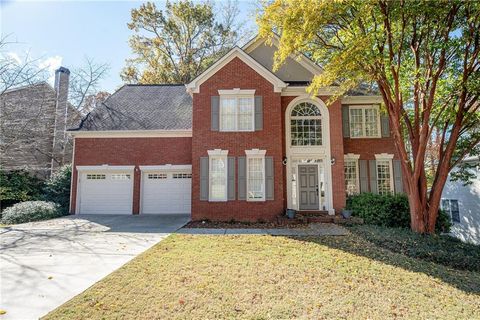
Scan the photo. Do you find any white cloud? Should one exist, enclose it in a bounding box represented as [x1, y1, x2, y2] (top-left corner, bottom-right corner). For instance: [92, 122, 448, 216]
[38, 55, 63, 85]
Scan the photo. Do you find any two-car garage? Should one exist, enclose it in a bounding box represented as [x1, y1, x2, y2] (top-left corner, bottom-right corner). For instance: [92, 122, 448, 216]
[75, 165, 192, 215]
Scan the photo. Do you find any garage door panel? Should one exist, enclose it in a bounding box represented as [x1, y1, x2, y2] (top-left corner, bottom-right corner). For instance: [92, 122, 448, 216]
[141, 171, 191, 214]
[79, 172, 133, 215]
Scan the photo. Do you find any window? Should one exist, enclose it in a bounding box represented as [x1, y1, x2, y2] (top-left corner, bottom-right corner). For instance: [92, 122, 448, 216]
[173, 173, 192, 179]
[349, 105, 380, 138]
[246, 149, 266, 201]
[290, 102, 322, 146]
[219, 92, 254, 131]
[111, 174, 131, 180]
[86, 174, 106, 180]
[208, 150, 228, 201]
[148, 173, 167, 179]
[442, 199, 460, 223]
[344, 159, 359, 195]
[377, 160, 393, 194]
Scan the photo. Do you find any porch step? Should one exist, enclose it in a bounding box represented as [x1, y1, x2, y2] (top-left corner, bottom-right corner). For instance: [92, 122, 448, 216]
[298, 210, 330, 216]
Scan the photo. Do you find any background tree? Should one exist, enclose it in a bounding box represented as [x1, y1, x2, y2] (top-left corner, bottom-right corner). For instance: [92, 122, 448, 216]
[121, 0, 248, 84]
[69, 57, 110, 115]
[259, 0, 480, 234]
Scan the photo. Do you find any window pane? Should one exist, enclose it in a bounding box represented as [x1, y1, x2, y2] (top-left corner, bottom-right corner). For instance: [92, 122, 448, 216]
[210, 157, 226, 200]
[349, 109, 364, 137]
[377, 160, 392, 195]
[248, 157, 264, 200]
[290, 119, 322, 146]
[344, 160, 358, 195]
[220, 98, 236, 131]
[238, 97, 254, 131]
[451, 200, 460, 223]
[365, 108, 379, 137]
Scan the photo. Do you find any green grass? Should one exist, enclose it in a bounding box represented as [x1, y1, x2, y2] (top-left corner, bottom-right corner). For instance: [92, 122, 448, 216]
[44, 226, 480, 320]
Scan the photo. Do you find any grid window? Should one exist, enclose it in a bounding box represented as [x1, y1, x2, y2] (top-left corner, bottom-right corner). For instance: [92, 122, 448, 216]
[173, 173, 192, 179]
[209, 157, 227, 201]
[247, 157, 265, 201]
[344, 160, 358, 195]
[86, 174, 106, 180]
[148, 173, 167, 179]
[377, 160, 392, 194]
[349, 106, 380, 138]
[442, 199, 460, 223]
[220, 96, 254, 131]
[290, 102, 322, 146]
[111, 174, 131, 180]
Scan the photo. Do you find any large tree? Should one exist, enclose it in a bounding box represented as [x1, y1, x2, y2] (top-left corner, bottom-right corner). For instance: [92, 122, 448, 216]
[259, 0, 480, 233]
[121, 0, 247, 84]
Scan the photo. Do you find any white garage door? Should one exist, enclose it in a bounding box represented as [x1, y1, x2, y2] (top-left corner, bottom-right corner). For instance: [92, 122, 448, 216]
[141, 171, 191, 214]
[78, 172, 133, 215]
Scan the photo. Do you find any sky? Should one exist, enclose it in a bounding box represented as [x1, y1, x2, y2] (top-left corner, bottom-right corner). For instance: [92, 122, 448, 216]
[0, 0, 257, 93]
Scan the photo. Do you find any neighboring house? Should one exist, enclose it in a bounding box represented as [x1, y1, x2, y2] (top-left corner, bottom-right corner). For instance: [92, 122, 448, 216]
[441, 156, 480, 245]
[0, 67, 80, 179]
[69, 35, 404, 221]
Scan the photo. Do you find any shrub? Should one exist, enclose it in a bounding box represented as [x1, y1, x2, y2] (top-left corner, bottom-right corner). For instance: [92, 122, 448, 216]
[43, 165, 72, 214]
[1, 201, 63, 224]
[0, 170, 43, 211]
[346, 193, 451, 233]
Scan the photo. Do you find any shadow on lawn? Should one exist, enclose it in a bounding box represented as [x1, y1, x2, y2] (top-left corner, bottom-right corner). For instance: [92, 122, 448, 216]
[289, 225, 480, 295]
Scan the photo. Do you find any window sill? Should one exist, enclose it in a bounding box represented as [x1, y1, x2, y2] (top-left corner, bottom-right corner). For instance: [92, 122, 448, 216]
[348, 136, 382, 139]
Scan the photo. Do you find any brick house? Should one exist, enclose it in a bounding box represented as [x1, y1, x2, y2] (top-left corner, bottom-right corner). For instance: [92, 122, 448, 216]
[69, 36, 403, 220]
[0, 67, 80, 178]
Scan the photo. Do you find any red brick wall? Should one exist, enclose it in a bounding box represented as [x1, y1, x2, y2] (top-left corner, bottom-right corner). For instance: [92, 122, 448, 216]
[191, 57, 284, 222]
[281, 96, 346, 213]
[70, 137, 192, 214]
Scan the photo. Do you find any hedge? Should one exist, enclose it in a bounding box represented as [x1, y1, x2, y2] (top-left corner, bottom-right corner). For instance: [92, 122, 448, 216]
[346, 193, 451, 233]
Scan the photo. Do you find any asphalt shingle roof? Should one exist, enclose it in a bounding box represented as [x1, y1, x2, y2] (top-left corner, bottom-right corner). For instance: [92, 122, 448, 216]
[73, 84, 192, 131]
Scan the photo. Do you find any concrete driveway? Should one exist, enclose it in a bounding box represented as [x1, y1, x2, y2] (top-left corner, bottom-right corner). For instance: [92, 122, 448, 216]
[0, 214, 189, 320]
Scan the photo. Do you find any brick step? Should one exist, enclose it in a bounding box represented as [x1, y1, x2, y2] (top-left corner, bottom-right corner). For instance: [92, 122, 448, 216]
[297, 210, 330, 216]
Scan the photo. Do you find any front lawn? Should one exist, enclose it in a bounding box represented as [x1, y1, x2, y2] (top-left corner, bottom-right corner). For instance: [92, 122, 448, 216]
[44, 226, 480, 319]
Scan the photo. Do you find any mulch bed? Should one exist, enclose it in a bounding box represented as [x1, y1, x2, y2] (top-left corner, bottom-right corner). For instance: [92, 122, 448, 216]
[185, 217, 309, 229]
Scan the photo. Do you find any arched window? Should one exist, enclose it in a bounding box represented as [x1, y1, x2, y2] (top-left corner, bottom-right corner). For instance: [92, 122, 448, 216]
[290, 102, 322, 146]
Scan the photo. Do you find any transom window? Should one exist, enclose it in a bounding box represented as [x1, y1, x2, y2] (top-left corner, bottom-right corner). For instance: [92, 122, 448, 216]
[148, 173, 167, 179]
[349, 105, 380, 138]
[111, 174, 131, 180]
[290, 102, 322, 146]
[344, 159, 359, 195]
[86, 174, 106, 180]
[173, 173, 192, 179]
[441, 199, 460, 223]
[220, 96, 254, 131]
[377, 160, 393, 194]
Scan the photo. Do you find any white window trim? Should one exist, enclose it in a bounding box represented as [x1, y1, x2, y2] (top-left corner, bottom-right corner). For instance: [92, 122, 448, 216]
[245, 149, 267, 202]
[349, 105, 382, 138]
[441, 199, 461, 223]
[219, 89, 255, 132]
[375, 154, 394, 194]
[344, 154, 360, 195]
[208, 149, 228, 202]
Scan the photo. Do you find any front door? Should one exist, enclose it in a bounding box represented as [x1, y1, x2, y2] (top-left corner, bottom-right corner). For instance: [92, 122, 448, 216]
[298, 165, 319, 210]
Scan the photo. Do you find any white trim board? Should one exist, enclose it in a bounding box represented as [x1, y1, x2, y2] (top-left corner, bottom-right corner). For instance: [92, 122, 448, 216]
[76, 165, 135, 172]
[69, 130, 192, 138]
[186, 47, 287, 93]
[139, 165, 192, 172]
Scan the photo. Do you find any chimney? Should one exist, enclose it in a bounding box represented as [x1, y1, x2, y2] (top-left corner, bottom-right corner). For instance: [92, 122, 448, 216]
[51, 67, 70, 175]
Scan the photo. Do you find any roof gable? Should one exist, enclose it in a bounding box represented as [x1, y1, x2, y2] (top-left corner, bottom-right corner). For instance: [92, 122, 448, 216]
[243, 35, 323, 82]
[186, 47, 287, 93]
